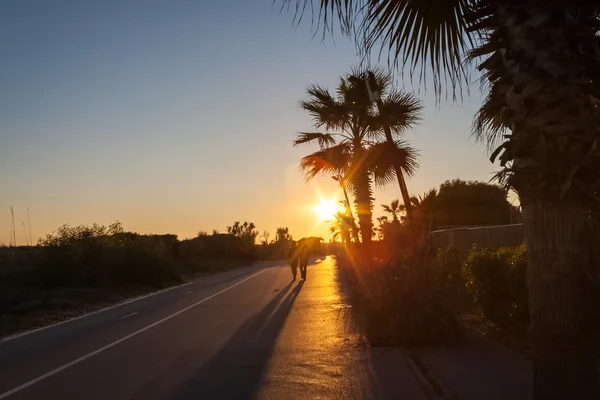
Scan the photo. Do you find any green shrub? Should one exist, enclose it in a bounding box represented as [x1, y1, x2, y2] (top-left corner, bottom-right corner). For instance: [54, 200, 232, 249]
[462, 244, 528, 323]
[431, 246, 467, 303]
[34, 222, 182, 289]
[338, 255, 464, 347]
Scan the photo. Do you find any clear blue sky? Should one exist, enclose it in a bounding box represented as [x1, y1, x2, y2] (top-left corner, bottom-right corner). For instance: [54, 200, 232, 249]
[0, 0, 498, 244]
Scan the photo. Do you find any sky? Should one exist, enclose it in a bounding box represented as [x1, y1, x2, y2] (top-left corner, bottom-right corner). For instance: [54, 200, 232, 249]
[0, 0, 500, 245]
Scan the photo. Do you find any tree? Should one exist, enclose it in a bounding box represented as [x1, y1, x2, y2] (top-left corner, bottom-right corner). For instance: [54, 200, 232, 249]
[295, 71, 419, 252]
[375, 216, 389, 241]
[381, 199, 402, 223]
[329, 211, 356, 243]
[348, 68, 422, 237]
[426, 179, 515, 230]
[283, 1, 600, 397]
[275, 227, 293, 242]
[226, 221, 259, 247]
[260, 230, 271, 246]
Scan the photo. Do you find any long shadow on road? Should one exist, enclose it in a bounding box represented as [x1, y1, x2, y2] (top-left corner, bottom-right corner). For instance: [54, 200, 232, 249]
[171, 279, 304, 399]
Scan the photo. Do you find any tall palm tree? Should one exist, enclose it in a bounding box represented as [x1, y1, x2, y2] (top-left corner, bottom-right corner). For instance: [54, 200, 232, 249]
[295, 74, 419, 252]
[283, 1, 600, 397]
[348, 67, 422, 234]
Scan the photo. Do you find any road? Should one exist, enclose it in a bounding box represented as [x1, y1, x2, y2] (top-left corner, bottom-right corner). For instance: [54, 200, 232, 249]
[0, 257, 430, 400]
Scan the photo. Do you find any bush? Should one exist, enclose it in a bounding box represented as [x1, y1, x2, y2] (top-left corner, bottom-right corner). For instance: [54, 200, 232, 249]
[431, 246, 467, 304]
[34, 222, 182, 289]
[179, 234, 257, 263]
[462, 244, 528, 323]
[338, 254, 463, 347]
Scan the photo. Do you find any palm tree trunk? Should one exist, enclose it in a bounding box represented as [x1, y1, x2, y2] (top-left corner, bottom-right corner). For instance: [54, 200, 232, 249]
[489, 3, 600, 398]
[523, 200, 599, 400]
[378, 110, 416, 248]
[352, 169, 373, 254]
[339, 177, 361, 244]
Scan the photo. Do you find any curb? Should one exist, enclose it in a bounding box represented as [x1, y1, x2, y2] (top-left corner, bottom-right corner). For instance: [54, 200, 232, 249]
[406, 351, 456, 400]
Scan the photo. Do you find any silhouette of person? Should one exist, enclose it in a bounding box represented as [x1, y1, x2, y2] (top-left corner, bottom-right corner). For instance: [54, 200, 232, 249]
[288, 240, 299, 281]
[297, 238, 310, 280]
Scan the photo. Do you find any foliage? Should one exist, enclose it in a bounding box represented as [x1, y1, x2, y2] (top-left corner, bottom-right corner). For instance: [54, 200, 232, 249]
[338, 255, 463, 346]
[329, 212, 355, 243]
[462, 244, 528, 323]
[179, 234, 257, 263]
[431, 246, 468, 303]
[39, 221, 124, 247]
[226, 221, 259, 247]
[414, 179, 520, 231]
[33, 222, 180, 288]
[381, 199, 402, 222]
[295, 67, 420, 248]
[275, 227, 293, 242]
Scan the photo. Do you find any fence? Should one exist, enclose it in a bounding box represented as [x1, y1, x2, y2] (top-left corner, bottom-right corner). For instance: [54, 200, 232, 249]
[430, 223, 524, 250]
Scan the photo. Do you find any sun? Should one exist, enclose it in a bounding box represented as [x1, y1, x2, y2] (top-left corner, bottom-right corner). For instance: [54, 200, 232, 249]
[314, 198, 340, 221]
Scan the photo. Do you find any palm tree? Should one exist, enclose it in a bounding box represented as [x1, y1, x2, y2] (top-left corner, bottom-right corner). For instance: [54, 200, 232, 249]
[295, 75, 419, 251]
[348, 67, 422, 234]
[339, 199, 360, 243]
[283, 1, 600, 397]
[375, 215, 389, 241]
[329, 211, 355, 244]
[381, 199, 402, 223]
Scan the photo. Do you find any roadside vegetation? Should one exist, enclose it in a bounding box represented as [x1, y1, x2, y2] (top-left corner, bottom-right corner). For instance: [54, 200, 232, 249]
[284, 1, 600, 397]
[0, 221, 303, 337]
[294, 66, 524, 348]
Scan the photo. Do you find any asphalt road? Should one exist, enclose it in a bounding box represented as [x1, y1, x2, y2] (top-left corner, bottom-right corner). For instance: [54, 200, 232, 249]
[0, 257, 429, 400]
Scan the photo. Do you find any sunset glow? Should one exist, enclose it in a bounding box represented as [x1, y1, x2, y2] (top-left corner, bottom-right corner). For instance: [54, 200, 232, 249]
[314, 198, 340, 222]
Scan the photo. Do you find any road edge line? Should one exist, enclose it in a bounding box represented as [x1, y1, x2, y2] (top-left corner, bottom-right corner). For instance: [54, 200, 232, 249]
[0, 268, 269, 399]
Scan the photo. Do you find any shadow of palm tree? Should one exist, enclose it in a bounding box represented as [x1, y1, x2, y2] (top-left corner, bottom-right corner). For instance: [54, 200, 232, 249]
[171, 280, 304, 399]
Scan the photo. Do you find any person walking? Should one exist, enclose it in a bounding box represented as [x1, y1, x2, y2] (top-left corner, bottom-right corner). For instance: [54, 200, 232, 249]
[297, 238, 310, 280]
[288, 240, 299, 281]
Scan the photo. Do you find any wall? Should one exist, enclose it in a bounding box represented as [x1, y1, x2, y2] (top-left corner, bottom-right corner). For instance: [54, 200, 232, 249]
[430, 224, 524, 250]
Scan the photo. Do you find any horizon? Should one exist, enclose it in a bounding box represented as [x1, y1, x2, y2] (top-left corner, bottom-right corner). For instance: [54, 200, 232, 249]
[0, 0, 498, 245]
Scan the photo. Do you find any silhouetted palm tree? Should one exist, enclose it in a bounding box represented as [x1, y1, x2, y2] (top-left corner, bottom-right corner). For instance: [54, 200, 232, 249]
[381, 199, 402, 223]
[295, 71, 418, 251]
[329, 211, 355, 244]
[375, 215, 389, 241]
[284, 3, 600, 395]
[347, 67, 422, 226]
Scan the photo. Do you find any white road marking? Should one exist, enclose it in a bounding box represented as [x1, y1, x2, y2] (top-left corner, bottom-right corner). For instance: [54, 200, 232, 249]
[185, 290, 194, 295]
[120, 312, 138, 320]
[0, 281, 193, 343]
[0, 268, 269, 399]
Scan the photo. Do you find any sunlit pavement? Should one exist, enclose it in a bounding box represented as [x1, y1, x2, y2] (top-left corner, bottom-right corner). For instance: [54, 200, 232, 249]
[254, 256, 430, 400]
[0, 258, 430, 400]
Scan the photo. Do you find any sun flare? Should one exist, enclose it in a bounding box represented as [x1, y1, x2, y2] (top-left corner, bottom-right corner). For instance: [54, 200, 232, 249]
[314, 198, 340, 222]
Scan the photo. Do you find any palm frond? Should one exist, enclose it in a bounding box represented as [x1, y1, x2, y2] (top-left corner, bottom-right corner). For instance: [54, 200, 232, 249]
[382, 90, 423, 135]
[368, 140, 420, 179]
[301, 84, 349, 130]
[298, 143, 350, 180]
[362, 0, 472, 93]
[471, 80, 509, 150]
[282, 1, 473, 96]
[294, 132, 337, 148]
[348, 65, 393, 99]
